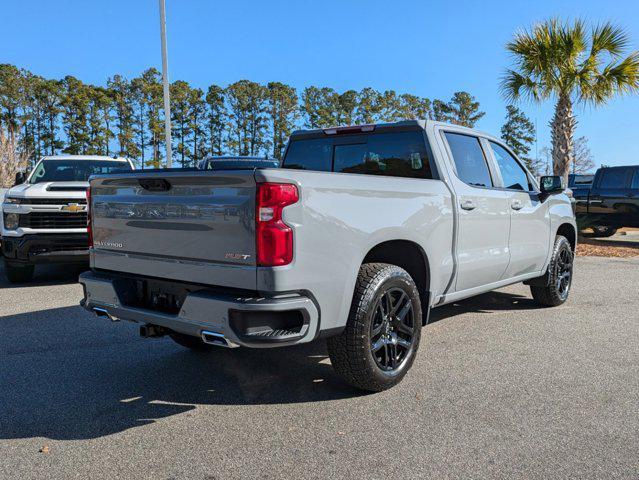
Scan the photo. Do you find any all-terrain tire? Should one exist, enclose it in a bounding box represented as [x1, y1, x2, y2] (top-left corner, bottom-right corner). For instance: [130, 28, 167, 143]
[327, 263, 422, 392]
[169, 332, 213, 351]
[4, 261, 35, 283]
[530, 235, 574, 307]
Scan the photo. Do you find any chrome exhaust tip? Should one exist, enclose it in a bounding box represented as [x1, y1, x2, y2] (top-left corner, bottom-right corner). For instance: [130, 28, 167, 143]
[93, 307, 119, 322]
[201, 330, 239, 348]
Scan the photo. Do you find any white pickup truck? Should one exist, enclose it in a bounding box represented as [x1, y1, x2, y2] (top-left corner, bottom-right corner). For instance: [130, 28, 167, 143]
[2, 155, 133, 282]
[80, 121, 576, 391]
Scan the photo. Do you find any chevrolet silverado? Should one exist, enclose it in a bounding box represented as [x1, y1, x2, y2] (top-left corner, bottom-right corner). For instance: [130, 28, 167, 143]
[2, 155, 133, 282]
[80, 120, 576, 391]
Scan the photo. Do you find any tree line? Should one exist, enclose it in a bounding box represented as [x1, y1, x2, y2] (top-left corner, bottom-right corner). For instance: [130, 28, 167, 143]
[1, 63, 495, 169]
[2, 61, 595, 178]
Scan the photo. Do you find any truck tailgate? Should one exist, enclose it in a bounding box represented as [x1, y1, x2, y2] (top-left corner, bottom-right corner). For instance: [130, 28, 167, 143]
[90, 170, 256, 290]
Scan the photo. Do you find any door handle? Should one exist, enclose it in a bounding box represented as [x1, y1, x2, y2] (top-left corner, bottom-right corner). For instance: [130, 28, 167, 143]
[511, 200, 523, 211]
[460, 199, 476, 211]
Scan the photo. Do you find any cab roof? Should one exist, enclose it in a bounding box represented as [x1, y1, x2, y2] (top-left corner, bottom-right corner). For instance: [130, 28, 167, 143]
[290, 119, 494, 141]
[40, 155, 130, 162]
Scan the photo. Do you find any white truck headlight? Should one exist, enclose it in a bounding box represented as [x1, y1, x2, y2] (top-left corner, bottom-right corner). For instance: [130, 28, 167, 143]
[3, 197, 22, 205]
[3, 213, 20, 230]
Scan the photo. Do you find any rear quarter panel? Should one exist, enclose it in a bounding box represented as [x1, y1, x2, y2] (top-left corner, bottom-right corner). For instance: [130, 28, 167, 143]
[255, 168, 454, 331]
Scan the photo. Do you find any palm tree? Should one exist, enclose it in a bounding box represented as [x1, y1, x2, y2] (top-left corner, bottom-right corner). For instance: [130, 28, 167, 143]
[501, 19, 639, 180]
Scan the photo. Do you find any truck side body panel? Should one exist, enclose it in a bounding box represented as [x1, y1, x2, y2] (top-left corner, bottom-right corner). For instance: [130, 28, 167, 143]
[254, 168, 455, 331]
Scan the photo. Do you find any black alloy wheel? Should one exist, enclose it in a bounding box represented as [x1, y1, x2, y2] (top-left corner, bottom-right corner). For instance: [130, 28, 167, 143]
[327, 263, 423, 392]
[555, 244, 573, 301]
[530, 235, 574, 307]
[370, 287, 416, 373]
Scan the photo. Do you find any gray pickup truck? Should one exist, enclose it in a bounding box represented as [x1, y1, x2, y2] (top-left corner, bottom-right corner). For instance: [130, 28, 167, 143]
[80, 120, 576, 391]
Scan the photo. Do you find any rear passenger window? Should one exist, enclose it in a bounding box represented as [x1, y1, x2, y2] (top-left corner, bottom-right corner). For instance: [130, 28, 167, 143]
[282, 131, 432, 179]
[283, 138, 333, 172]
[489, 141, 531, 191]
[632, 170, 639, 190]
[333, 143, 367, 173]
[335, 132, 431, 178]
[444, 133, 493, 188]
[599, 169, 629, 189]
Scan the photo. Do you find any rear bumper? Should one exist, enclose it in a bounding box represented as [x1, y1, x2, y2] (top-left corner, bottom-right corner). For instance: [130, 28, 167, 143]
[2, 233, 89, 265]
[79, 271, 321, 348]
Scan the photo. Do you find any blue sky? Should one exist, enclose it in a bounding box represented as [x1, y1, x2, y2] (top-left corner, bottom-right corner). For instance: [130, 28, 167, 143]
[2, 0, 639, 169]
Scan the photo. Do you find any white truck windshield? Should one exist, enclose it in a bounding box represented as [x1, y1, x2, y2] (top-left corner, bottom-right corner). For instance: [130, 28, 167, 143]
[29, 160, 131, 183]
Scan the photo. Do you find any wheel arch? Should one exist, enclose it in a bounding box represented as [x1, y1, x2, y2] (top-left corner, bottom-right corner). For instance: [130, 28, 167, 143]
[362, 240, 431, 325]
[556, 222, 576, 251]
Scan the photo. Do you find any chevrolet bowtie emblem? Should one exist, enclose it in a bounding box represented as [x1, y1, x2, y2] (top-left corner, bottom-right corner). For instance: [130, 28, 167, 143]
[61, 203, 86, 213]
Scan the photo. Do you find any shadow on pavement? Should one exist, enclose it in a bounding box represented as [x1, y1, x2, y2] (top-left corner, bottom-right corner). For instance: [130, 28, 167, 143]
[0, 289, 537, 441]
[0, 305, 364, 441]
[579, 236, 639, 250]
[430, 290, 539, 322]
[0, 263, 88, 289]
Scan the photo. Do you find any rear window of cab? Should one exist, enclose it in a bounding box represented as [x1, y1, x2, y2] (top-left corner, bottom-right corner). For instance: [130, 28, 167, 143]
[282, 131, 433, 179]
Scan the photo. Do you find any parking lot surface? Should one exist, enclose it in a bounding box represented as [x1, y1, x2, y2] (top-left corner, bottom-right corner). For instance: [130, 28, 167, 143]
[0, 256, 637, 479]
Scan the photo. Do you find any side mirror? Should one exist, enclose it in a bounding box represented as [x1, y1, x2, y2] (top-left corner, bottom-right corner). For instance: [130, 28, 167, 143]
[539, 175, 565, 194]
[14, 171, 26, 186]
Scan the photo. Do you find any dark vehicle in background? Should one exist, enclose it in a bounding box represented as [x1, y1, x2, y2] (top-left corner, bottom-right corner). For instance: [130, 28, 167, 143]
[568, 173, 594, 203]
[197, 156, 280, 170]
[576, 165, 639, 237]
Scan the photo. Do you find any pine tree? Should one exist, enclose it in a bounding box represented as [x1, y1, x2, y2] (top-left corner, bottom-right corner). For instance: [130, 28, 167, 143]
[137, 68, 164, 167]
[108, 74, 139, 160]
[0, 64, 23, 143]
[267, 82, 298, 159]
[432, 99, 447, 122]
[377, 90, 402, 122]
[19, 71, 39, 161]
[355, 88, 381, 124]
[226, 80, 269, 156]
[34, 78, 63, 156]
[61, 75, 91, 155]
[188, 87, 206, 164]
[500, 105, 536, 169]
[336, 90, 358, 125]
[302, 86, 339, 128]
[87, 85, 113, 155]
[170, 80, 193, 167]
[130, 75, 147, 168]
[397, 94, 432, 121]
[437, 91, 485, 127]
[205, 85, 226, 157]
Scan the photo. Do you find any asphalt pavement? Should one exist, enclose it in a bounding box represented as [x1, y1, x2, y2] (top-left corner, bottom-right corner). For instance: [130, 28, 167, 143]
[0, 256, 637, 479]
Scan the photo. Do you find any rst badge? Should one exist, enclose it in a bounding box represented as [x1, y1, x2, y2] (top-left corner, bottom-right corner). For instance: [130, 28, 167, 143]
[225, 253, 251, 260]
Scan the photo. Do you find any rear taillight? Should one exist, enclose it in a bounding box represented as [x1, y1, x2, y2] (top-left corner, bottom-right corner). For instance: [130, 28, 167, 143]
[256, 182, 299, 266]
[86, 186, 93, 248]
